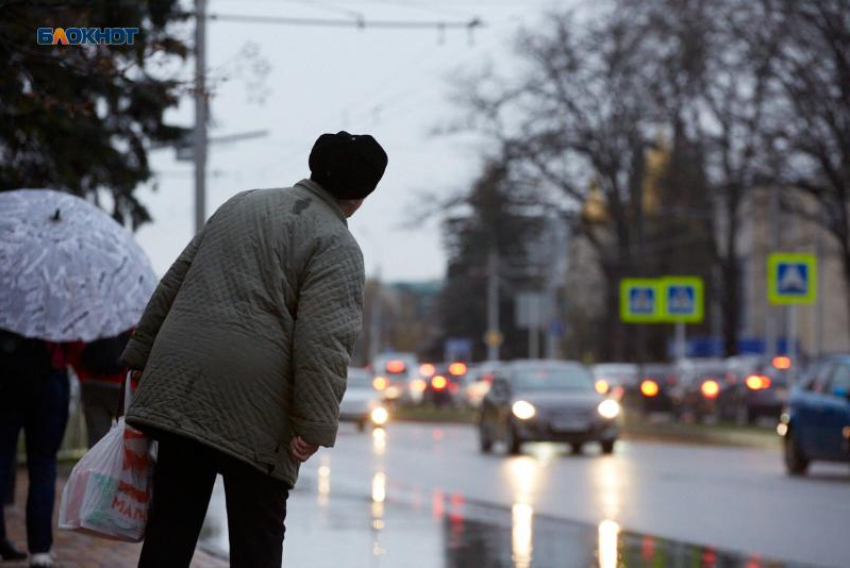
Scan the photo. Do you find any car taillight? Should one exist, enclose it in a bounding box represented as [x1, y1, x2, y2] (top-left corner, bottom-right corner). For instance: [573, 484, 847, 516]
[641, 380, 659, 397]
[772, 356, 791, 370]
[746, 375, 771, 390]
[448, 362, 467, 376]
[701, 380, 720, 399]
[595, 379, 610, 395]
[410, 379, 427, 393]
[432, 375, 448, 390]
[419, 363, 436, 377]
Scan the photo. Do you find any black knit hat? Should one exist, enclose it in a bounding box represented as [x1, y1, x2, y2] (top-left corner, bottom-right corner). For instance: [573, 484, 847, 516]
[309, 131, 388, 200]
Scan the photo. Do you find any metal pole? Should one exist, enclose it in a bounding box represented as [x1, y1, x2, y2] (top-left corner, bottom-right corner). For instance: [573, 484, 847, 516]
[675, 321, 686, 361]
[786, 203, 799, 376]
[487, 248, 500, 361]
[815, 206, 824, 358]
[194, 0, 208, 234]
[528, 297, 539, 359]
[546, 290, 558, 359]
[369, 270, 382, 363]
[765, 186, 780, 359]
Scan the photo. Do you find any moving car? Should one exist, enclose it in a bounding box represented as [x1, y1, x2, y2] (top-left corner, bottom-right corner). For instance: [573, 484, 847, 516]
[591, 363, 638, 401]
[677, 360, 728, 423]
[463, 361, 502, 408]
[371, 353, 421, 405]
[478, 360, 620, 455]
[629, 363, 679, 417]
[340, 367, 388, 431]
[419, 361, 469, 407]
[717, 356, 793, 424]
[780, 355, 850, 475]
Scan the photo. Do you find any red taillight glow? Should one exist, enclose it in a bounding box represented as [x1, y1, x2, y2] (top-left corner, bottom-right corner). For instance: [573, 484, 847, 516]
[410, 379, 427, 392]
[612, 385, 625, 400]
[701, 380, 720, 399]
[432, 375, 448, 390]
[419, 363, 436, 377]
[386, 360, 405, 373]
[746, 375, 771, 390]
[772, 356, 792, 370]
[373, 376, 388, 390]
[641, 380, 659, 397]
[448, 362, 468, 376]
[595, 379, 610, 394]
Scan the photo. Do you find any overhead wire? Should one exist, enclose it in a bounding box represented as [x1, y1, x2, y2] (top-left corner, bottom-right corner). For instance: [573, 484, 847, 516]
[248, 27, 507, 181]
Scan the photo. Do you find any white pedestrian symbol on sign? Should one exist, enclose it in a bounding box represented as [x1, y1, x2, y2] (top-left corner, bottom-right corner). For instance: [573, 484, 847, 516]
[630, 288, 655, 314]
[668, 286, 694, 314]
[778, 263, 808, 295]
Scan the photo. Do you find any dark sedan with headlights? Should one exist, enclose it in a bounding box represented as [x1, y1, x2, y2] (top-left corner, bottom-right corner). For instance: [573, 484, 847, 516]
[477, 360, 620, 455]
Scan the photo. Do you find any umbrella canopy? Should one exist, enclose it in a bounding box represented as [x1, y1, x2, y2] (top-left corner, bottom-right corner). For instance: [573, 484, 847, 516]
[0, 189, 157, 342]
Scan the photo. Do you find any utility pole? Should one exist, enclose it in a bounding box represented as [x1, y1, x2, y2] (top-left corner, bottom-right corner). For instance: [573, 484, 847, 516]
[786, 204, 798, 373]
[765, 186, 780, 359]
[369, 270, 383, 363]
[486, 247, 501, 361]
[194, 0, 208, 234]
[528, 296, 539, 360]
[815, 204, 825, 357]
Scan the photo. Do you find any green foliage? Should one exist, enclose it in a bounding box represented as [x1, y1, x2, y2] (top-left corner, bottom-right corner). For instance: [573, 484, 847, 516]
[0, 0, 190, 228]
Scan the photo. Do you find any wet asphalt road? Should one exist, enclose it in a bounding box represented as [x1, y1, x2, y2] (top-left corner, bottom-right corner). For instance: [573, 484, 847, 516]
[201, 422, 849, 567]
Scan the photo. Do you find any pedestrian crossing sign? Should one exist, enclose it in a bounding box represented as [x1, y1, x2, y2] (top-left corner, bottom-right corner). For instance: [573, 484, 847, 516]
[620, 279, 661, 323]
[768, 253, 817, 305]
[661, 277, 704, 323]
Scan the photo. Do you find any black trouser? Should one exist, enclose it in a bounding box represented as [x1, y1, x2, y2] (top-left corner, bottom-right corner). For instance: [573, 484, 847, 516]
[80, 382, 120, 447]
[138, 434, 290, 568]
[0, 369, 69, 553]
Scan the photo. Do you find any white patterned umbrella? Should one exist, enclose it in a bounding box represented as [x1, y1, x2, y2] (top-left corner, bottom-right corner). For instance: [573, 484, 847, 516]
[0, 189, 157, 342]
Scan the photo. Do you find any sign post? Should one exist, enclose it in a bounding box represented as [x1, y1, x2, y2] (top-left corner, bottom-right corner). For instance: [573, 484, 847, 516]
[660, 277, 704, 359]
[768, 252, 817, 376]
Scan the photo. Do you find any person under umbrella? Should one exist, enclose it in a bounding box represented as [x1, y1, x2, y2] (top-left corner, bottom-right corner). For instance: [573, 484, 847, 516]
[66, 330, 134, 448]
[0, 189, 157, 567]
[0, 330, 70, 566]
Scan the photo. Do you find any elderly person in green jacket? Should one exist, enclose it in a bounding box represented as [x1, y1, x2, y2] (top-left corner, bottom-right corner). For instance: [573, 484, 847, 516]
[120, 132, 387, 568]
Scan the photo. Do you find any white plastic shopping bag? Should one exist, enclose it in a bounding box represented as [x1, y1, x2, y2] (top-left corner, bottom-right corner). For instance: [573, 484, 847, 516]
[59, 373, 154, 542]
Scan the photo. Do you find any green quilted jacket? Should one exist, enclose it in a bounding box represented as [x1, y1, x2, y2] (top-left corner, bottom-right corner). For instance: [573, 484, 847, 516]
[119, 180, 365, 487]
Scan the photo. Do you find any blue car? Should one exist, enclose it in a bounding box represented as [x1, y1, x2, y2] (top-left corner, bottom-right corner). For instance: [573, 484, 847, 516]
[781, 355, 850, 475]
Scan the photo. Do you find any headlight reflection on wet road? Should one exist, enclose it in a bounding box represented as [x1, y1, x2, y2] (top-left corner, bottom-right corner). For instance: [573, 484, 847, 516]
[372, 426, 387, 456]
[507, 457, 539, 568]
[591, 454, 622, 520]
[317, 457, 331, 507]
[371, 470, 387, 557]
[512, 502, 534, 568]
[598, 519, 620, 568]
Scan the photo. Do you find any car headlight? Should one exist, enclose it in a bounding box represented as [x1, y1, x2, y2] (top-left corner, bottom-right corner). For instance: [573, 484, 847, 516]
[371, 406, 389, 426]
[598, 399, 620, 420]
[512, 400, 536, 420]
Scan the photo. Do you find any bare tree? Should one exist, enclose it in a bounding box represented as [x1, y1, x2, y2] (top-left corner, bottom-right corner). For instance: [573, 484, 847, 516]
[768, 0, 850, 329]
[624, 0, 786, 355]
[452, 9, 662, 360]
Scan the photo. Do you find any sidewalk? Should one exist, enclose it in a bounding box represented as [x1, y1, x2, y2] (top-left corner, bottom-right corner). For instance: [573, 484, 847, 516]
[3, 467, 228, 568]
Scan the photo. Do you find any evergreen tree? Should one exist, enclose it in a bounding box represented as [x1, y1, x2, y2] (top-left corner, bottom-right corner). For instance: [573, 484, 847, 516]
[0, 0, 190, 228]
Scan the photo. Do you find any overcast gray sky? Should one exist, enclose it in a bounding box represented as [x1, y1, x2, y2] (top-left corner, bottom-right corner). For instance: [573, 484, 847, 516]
[134, 0, 579, 282]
